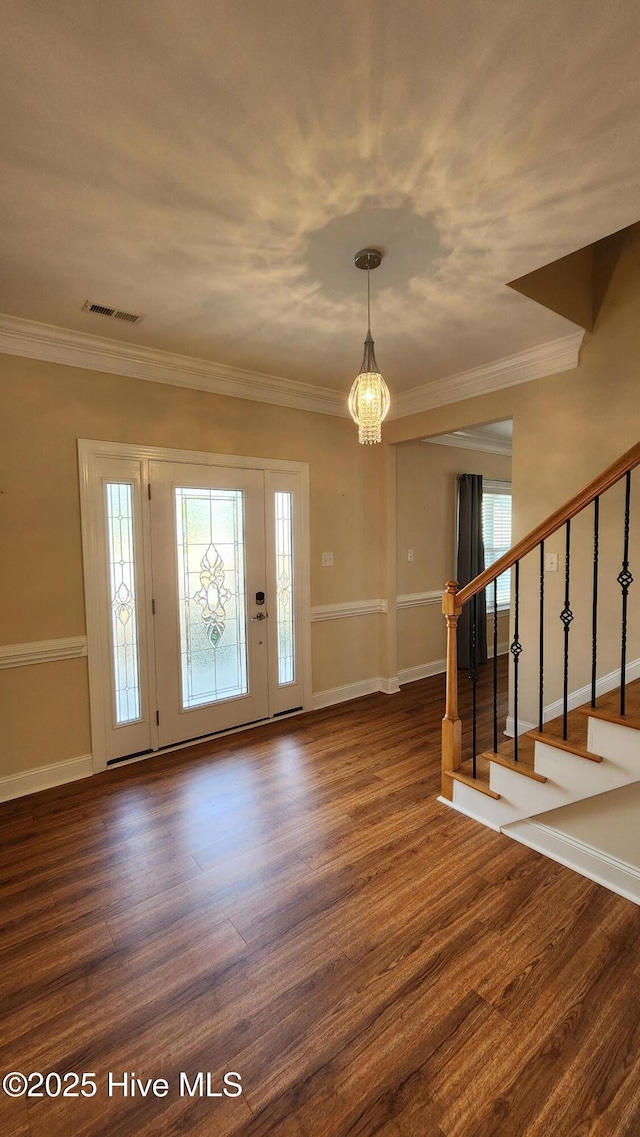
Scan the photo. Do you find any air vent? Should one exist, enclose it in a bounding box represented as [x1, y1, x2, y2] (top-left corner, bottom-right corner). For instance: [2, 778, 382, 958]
[113, 309, 140, 323]
[82, 300, 145, 324]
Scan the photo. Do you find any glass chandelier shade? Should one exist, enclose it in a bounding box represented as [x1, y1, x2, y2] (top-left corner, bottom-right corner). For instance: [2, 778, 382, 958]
[348, 249, 390, 444]
[348, 331, 391, 445]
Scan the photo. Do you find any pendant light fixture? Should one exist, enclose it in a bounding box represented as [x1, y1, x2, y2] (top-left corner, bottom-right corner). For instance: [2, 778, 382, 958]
[348, 248, 390, 444]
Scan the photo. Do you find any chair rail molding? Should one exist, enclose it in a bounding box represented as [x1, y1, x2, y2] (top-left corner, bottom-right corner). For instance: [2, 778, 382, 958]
[311, 600, 387, 621]
[0, 636, 87, 669]
[396, 591, 441, 609]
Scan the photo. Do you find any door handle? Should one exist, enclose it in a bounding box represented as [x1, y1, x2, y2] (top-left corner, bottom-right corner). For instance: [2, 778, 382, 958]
[251, 612, 267, 621]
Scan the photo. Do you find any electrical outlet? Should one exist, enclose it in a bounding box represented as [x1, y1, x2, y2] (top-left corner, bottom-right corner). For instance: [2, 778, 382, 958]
[407, 549, 414, 562]
[545, 552, 558, 572]
[321, 552, 334, 567]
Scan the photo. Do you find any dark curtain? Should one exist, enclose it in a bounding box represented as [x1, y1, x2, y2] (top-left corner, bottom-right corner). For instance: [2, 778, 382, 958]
[456, 474, 487, 668]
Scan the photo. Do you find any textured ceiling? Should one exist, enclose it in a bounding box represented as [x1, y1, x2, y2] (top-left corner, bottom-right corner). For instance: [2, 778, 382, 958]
[1, 0, 640, 394]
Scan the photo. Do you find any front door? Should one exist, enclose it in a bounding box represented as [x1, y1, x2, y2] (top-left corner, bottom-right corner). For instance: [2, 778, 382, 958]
[79, 440, 310, 769]
[149, 461, 269, 747]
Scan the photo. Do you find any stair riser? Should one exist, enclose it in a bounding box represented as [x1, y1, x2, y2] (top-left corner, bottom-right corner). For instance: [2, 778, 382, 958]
[588, 716, 640, 762]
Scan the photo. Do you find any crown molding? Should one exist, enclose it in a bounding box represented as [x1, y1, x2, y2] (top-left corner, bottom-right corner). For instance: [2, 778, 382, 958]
[0, 313, 348, 418]
[0, 313, 583, 423]
[388, 331, 584, 420]
[424, 429, 512, 456]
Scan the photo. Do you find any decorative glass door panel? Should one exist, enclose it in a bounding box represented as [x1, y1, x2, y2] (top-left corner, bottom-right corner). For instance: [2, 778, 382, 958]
[150, 462, 269, 748]
[175, 487, 248, 709]
[264, 469, 306, 717]
[106, 482, 142, 724]
[275, 490, 295, 685]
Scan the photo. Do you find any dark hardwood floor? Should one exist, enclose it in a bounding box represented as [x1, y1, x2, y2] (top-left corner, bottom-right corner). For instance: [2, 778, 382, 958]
[2, 664, 640, 1136]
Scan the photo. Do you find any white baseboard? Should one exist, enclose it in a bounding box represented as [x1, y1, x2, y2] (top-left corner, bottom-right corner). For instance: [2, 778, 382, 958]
[379, 676, 401, 695]
[398, 643, 509, 688]
[312, 676, 400, 709]
[398, 659, 446, 685]
[505, 716, 538, 737]
[487, 640, 510, 660]
[5, 678, 405, 795]
[503, 818, 640, 907]
[0, 754, 93, 803]
[505, 655, 640, 737]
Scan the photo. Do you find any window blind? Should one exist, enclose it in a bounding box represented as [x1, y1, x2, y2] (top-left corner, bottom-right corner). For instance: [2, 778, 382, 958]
[482, 481, 512, 609]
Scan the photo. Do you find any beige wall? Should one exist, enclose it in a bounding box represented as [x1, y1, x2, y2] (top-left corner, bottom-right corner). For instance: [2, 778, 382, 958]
[395, 441, 511, 673]
[3, 225, 640, 782]
[387, 225, 640, 724]
[0, 355, 385, 777]
[396, 605, 511, 676]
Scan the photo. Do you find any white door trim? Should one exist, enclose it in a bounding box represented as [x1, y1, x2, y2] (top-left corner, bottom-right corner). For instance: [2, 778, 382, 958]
[78, 439, 312, 771]
[79, 438, 309, 473]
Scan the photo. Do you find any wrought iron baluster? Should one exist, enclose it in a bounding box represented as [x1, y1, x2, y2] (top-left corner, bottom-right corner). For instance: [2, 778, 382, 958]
[539, 540, 544, 732]
[469, 593, 479, 778]
[618, 471, 633, 716]
[560, 519, 573, 740]
[591, 496, 599, 708]
[493, 578, 498, 754]
[510, 560, 522, 761]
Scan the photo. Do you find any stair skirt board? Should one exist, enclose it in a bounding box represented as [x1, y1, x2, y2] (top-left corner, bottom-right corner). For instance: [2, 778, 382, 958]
[437, 794, 503, 833]
[505, 655, 640, 737]
[504, 819, 640, 907]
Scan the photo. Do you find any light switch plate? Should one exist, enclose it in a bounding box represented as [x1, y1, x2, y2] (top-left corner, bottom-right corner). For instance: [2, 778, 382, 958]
[321, 552, 334, 567]
[545, 552, 558, 572]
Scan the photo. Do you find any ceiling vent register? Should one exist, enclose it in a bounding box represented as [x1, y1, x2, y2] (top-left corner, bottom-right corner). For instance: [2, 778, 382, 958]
[82, 301, 144, 324]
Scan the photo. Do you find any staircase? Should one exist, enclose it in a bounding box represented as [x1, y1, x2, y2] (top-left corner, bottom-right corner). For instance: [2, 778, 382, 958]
[439, 441, 640, 862]
[448, 678, 640, 831]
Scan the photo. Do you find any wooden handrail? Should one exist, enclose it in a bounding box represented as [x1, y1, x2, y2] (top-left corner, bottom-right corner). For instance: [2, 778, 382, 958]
[456, 440, 640, 608]
[441, 438, 640, 801]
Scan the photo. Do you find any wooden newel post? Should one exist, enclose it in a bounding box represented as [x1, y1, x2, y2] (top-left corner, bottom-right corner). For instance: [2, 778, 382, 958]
[441, 580, 462, 800]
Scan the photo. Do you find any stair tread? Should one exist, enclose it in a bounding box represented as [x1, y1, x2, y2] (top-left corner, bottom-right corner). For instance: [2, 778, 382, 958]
[537, 703, 589, 742]
[450, 769, 501, 800]
[583, 707, 640, 731]
[578, 678, 640, 730]
[525, 730, 603, 762]
[518, 698, 602, 761]
[482, 750, 548, 782]
[495, 733, 537, 765]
